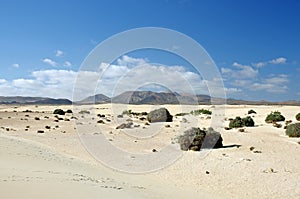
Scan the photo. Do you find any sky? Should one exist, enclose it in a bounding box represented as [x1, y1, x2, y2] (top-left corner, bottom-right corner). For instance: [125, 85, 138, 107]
[0, 0, 299, 101]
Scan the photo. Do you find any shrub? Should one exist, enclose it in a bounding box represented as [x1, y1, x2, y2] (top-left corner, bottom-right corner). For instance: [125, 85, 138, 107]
[229, 116, 255, 128]
[229, 117, 243, 128]
[66, 109, 73, 113]
[296, 113, 300, 121]
[178, 127, 223, 151]
[190, 109, 212, 115]
[265, 111, 285, 123]
[79, 110, 90, 114]
[122, 110, 132, 115]
[285, 123, 300, 137]
[242, 116, 255, 127]
[53, 109, 65, 115]
[248, 110, 256, 114]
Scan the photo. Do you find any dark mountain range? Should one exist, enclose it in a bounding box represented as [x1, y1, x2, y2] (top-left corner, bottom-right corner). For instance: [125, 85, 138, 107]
[0, 96, 72, 105]
[76, 94, 110, 104]
[1, 92, 299, 105]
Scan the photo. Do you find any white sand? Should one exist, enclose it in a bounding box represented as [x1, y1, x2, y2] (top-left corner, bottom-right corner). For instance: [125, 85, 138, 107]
[0, 104, 299, 198]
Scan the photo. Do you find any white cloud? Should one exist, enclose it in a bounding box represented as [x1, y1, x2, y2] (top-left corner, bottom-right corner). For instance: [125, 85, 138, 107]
[0, 79, 7, 84]
[43, 58, 57, 66]
[12, 63, 20, 68]
[55, 50, 64, 57]
[252, 62, 266, 68]
[0, 56, 226, 100]
[224, 87, 242, 94]
[221, 62, 258, 79]
[252, 57, 287, 68]
[63, 61, 72, 67]
[117, 55, 147, 67]
[265, 74, 288, 84]
[269, 57, 287, 64]
[249, 74, 289, 93]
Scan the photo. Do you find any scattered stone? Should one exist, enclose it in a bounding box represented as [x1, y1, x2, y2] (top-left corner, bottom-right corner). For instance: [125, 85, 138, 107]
[253, 150, 262, 153]
[205, 171, 210, 174]
[139, 117, 147, 121]
[181, 118, 188, 123]
[34, 117, 40, 120]
[97, 120, 105, 124]
[152, 149, 157, 152]
[45, 126, 51, 129]
[53, 109, 65, 115]
[224, 127, 231, 130]
[238, 128, 245, 132]
[165, 124, 171, 128]
[116, 122, 133, 129]
[272, 122, 282, 128]
[249, 146, 255, 151]
[285, 120, 292, 125]
[37, 130, 44, 134]
[147, 108, 173, 123]
[64, 118, 70, 121]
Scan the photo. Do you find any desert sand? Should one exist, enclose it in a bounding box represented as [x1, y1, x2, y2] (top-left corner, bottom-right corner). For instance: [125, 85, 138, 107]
[0, 104, 299, 198]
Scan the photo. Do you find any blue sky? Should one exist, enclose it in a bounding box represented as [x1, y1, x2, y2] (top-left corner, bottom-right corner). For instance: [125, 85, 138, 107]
[0, 0, 299, 101]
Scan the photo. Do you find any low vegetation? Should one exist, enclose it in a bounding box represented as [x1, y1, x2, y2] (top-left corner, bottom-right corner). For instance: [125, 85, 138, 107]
[296, 113, 300, 121]
[248, 109, 257, 114]
[285, 123, 300, 137]
[265, 111, 285, 123]
[190, 109, 212, 115]
[229, 116, 255, 128]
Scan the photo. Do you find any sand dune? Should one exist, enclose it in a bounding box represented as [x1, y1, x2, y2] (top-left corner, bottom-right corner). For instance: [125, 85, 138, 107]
[0, 104, 299, 198]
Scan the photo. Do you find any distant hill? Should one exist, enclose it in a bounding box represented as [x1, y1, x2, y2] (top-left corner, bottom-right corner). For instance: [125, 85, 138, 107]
[1, 92, 299, 105]
[76, 94, 110, 104]
[0, 96, 72, 105]
[111, 91, 180, 104]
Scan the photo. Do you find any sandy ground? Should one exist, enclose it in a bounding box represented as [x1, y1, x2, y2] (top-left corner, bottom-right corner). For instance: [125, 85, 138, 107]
[0, 104, 299, 198]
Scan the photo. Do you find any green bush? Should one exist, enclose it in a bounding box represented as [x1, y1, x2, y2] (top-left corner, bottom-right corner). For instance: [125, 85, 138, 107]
[265, 111, 285, 123]
[229, 116, 255, 128]
[53, 109, 65, 115]
[190, 109, 212, 115]
[296, 113, 300, 121]
[248, 109, 256, 114]
[178, 127, 223, 151]
[285, 123, 300, 137]
[66, 109, 73, 113]
[79, 110, 90, 114]
[242, 116, 255, 127]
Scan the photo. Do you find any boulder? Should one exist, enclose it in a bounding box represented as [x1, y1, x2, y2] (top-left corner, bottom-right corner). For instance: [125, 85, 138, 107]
[147, 108, 173, 123]
[178, 127, 223, 151]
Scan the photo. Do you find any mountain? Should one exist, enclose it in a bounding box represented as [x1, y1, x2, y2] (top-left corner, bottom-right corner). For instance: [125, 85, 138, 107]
[76, 94, 110, 104]
[111, 91, 180, 104]
[0, 96, 72, 105]
[1, 92, 299, 105]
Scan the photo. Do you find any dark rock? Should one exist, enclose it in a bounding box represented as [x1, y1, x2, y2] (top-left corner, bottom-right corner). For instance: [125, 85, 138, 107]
[147, 108, 173, 123]
[178, 127, 223, 151]
[116, 122, 133, 129]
